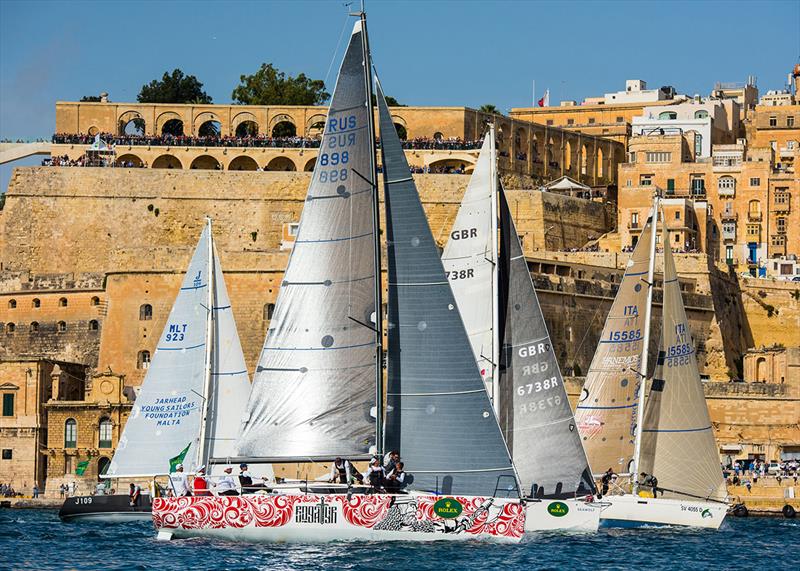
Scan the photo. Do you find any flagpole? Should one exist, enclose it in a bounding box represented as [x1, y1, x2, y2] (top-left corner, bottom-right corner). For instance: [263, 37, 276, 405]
[532, 80, 536, 108]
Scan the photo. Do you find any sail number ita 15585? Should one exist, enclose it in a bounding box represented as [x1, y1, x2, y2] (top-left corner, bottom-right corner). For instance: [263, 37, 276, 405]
[608, 328, 642, 342]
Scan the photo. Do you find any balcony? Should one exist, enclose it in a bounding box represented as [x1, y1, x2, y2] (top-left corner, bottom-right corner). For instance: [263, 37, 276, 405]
[747, 211, 762, 222]
[721, 209, 738, 221]
[628, 221, 640, 230]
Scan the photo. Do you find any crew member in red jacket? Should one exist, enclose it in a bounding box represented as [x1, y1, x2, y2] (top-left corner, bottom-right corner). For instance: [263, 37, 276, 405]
[193, 465, 212, 497]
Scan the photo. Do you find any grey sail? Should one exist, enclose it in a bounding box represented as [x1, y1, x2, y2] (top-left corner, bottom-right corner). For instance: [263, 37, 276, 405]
[107, 225, 213, 478]
[498, 189, 595, 498]
[575, 219, 654, 475]
[639, 237, 726, 501]
[378, 81, 518, 498]
[236, 21, 377, 459]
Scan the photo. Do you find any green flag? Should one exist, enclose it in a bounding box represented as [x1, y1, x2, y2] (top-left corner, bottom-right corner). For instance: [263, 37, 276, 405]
[169, 443, 192, 473]
[75, 461, 90, 476]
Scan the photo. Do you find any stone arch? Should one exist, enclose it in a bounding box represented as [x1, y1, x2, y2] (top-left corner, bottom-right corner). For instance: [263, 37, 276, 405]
[194, 112, 222, 137]
[390, 115, 408, 140]
[152, 154, 183, 169]
[190, 155, 222, 170]
[266, 156, 297, 171]
[515, 127, 526, 148]
[232, 112, 259, 137]
[564, 141, 573, 171]
[304, 157, 317, 171]
[118, 111, 145, 135]
[98, 417, 113, 448]
[596, 146, 604, 178]
[305, 114, 327, 138]
[429, 158, 474, 174]
[580, 143, 588, 176]
[756, 357, 767, 382]
[116, 153, 144, 167]
[87, 126, 99, 136]
[531, 133, 540, 162]
[156, 112, 185, 136]
[270, 114, 297, 137]
[546, 137, 556, 168]
[228, 156, 259, 171]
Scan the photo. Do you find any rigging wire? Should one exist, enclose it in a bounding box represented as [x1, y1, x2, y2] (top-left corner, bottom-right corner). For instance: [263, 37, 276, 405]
[322, 9, 354, 102]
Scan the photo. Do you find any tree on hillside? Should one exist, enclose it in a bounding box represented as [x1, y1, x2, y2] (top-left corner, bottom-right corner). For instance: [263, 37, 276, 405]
[137, 69, 212, 104]
[80, 95, 101, 102]
[479, 104, 500, 114]
[232, 63, 329, 106]
[372, 94, 406, 107]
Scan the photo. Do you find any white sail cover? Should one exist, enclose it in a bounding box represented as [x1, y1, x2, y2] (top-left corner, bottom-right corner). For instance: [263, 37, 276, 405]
[497, 189, 595, 498]
[639, 239, 726, 501]
[107, 225, 212, 477]
[236, 22, 377, 459]
[378, 80, 518, 498]
[575, 220, 654, 475]
[440, 135, 496, 396]
[204, 243, 253, 472]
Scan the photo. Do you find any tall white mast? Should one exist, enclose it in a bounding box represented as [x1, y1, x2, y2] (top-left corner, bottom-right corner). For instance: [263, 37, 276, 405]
[631, 193, 659, 492]
[488, 123, 500, 413]
[196, 217, 216, 469]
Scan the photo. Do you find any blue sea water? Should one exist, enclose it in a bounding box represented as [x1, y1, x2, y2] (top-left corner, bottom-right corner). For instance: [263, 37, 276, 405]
[0, 510, 795, 571]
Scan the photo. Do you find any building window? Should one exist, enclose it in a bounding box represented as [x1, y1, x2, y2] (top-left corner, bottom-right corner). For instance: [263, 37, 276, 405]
[99, 418, 113, 448]
[675, 211, 681, 220]
[777, 218, 786, 233]
[674, 233, 680, 243]
[32, 298, 40, 308]
[718, 176, 736, 194]
[91, 296, 100, 306]
[775, 191, 789, 206]
[546, 120, 553, 126]
[65, 419, 77, 448]
[8, 299, 16, 309]
[588, 118, 595, 124]
[788, 116, 795, 127]
[694, 110, 709, 119]
[749, 177, 760, 187]
[139, 304, 153, 321]
[645, 152, 671, 163]
[137, 350, 151, 370]
[59, 297, 68, 307]
[2, 393, 14, 417]
[6, 323, 15, 334]
[726, 245, 733, 262]
[616, 116, 624, 123]
[57, 321, 67, 333]
[65, 456, 76, 475]
[788, 140, 796, 150]
[30, 321, 39, 333]
[695, 133, 703, 156]
[691, 177, 705, 194]
[769, 116, 777, 127]
[666, 179, 675, 192]
[1, 449, 11, 460]
[89, 320, 99, 331]
[640, 174, 653, 186]
[628, 151, 636, 163]
[264, 303, 276, 320]
[658, 111, 677, 120]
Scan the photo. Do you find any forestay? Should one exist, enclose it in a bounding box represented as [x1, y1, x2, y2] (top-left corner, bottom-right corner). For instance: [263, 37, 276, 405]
[575, 220, 654, 475]
[440, 135, 496, 396]
[498, 189, 595, 499]
[378, 81, 518, 498]
[107, 225, 213, 477]
[639, 238, 726, 501]
[236, 22, 378, 459]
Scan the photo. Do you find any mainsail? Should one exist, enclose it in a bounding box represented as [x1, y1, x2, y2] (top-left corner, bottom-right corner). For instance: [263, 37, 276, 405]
[108, 224, 214, 477]
[575, 219, 654, 475]
[639, 236, 726, 501]
[498, 189, 595, 498]
[204, 241, 254, 469]
[378, 81, 517, 497]
[236, 22, 378, 459]
[440, 134, 497, 398]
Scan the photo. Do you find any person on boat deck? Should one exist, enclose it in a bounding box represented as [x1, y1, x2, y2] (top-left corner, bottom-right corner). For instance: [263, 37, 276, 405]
[383, 450, 400, 474]
[128, 483, 141, 507]
[328, 458, 365, 485]
[600, 468, 615, 496]
[170, 464, 191, 497]
[214, 466, 239, 496]
[385, 462, 408, 493]
[193, 466, 212, 497]
[366, 457, 386, 492]
[238, 463, 269, 494]
[639, 472, 659, 497]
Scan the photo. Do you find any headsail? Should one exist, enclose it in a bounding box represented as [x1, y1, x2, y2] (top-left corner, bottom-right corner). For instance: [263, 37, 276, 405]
[378, 80, 518, 498]
[498, 189, 595, 498]
[204, 243, 254, 471]
[638, 236, 726, 501]
[107, 225, 213, 477]
[440, 134, 497, 397]
[236, 22, 378, 459]
[575, 219, 654, 475]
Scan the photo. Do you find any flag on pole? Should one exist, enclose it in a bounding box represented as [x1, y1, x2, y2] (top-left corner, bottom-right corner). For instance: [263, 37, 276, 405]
[169, 443, 192, 473]
[75, 461, 90, 476]
[538, 89, 550, 107]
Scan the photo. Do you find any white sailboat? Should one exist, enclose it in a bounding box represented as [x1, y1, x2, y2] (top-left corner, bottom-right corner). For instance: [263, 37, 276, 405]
[575, 196, 728, 529]
[59, 220, 253, 521]
[152, 11, 526, 544]
[441, 126, 600, 532]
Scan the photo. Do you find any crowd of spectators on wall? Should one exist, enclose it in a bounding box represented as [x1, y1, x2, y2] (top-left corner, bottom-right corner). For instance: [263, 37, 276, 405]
[52, 133, 323, 149]
[724, 459, 799, 489]
[42, 154, 132, 168]
[399, 137, 484, 151]
[1, 138, 49, 143]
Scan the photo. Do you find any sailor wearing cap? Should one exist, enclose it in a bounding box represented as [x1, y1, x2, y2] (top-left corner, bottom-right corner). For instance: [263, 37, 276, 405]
[169, 463, 191, 497]
[215, 466, 239, 496]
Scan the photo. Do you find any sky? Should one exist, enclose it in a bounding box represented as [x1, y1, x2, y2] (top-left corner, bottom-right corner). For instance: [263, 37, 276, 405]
[1, 0, 799, 188]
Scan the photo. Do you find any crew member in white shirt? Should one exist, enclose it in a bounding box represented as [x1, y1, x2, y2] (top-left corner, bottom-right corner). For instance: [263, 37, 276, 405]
[214, 466, 239, 496]
[169, 464, 191, 497]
